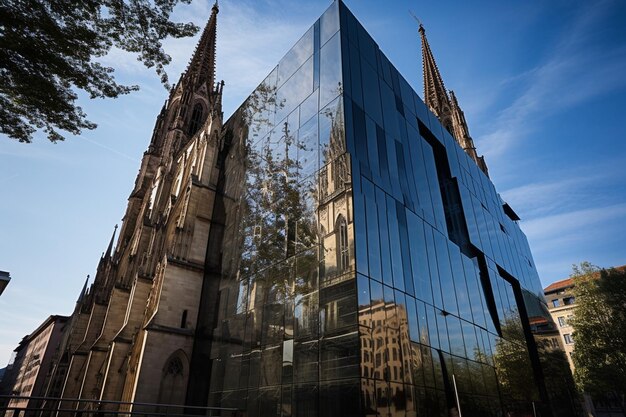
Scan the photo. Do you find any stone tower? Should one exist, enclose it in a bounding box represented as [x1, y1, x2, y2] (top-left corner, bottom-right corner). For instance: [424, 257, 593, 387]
[419, 24, 489, 176]
[48, 3, 226, 412]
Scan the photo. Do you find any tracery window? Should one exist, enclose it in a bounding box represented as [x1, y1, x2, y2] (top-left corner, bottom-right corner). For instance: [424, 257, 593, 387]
[187, 103, 204, 137]
[336, 215, 348, 272]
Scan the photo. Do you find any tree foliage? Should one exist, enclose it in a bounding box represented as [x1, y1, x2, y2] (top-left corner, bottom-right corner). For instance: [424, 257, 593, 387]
[570, 262, 626, 402]
[0, 0, 198, 143]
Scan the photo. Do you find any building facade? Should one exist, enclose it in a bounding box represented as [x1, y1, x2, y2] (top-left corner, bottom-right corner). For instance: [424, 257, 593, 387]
[41, 3, 226, 413]
[0, 315, 68, 417]
[544, 278, 578, 369]
[39, 1, 579, 416]
[191, 2, 577, 417]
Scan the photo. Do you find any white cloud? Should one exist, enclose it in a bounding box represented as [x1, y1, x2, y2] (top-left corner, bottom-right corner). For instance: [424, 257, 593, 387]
[523, 203, 626, 249]
[477, 0, 626, 157]
[500, 170, 619, 219]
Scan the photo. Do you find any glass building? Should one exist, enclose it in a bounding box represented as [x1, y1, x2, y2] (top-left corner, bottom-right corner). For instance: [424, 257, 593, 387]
[188, 1, 578, 416]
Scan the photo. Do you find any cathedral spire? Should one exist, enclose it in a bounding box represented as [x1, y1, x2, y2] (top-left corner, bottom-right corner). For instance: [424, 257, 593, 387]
[77, 275, 89, 305]
[418, 23, 489, 176]
[104, 224, 118, 261]
[418, 24, 452, 121]
[185, 1, 219, 89]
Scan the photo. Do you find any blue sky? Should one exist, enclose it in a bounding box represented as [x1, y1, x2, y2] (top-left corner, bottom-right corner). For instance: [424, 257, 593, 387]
[1, 0, 625, 364]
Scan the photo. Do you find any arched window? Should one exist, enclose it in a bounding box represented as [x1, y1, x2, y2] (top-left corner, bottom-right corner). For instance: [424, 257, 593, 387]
[335, 215, 349, 272]
[187, 103, 204, 137]
[157, 351, 187, 408]
[165, 356, 183, 376]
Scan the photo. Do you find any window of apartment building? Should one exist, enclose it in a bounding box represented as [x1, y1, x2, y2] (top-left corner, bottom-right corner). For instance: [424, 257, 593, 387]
[563, 296, 575, 305]
[563, 334, 574, 344]
[558, 316, 566, 327]
[552, 299, 560, 307]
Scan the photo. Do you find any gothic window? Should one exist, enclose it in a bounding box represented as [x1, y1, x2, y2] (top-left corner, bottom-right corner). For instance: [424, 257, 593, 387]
[157, 351, 187, 407]
[336, 215, 349, 272]
[332, 154, 348, 191]
[319, 166, 329, 199]
[187, 103, 204, 137]
[165, 356, 184, 375]
[319, 225, 326, 280]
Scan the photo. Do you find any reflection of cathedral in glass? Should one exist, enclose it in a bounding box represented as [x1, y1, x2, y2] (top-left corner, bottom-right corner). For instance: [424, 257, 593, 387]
[189, 2, 578, 416]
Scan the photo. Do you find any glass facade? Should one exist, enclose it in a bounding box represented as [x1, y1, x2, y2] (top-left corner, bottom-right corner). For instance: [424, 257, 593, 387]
[192, 2, 578, 416]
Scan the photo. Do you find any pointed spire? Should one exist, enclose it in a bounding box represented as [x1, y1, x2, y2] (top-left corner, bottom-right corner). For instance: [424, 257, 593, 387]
[418, 24, 489, 176]
[77, 275, 89, 305]
[185, 1, 219, 89]
[419, 24, 452, 120]
[104, 224, 118, 260]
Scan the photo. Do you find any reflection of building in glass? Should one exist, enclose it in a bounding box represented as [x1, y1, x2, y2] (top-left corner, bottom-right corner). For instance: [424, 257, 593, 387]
[37, 1, 579, 416]
[191, 2, 578, 416]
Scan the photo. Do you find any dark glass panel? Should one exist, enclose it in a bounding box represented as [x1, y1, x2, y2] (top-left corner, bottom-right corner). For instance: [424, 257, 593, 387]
[449, 242, 472, 321]
[351, 101, 370, 176]
[347, 37, 363, 107]
[376, 187, 393, 287]
[320, 279, 355, 334]
[259, 387, 281, 417]
[430, 349, 445, 392]
[320, 379, 360, 417]
[424, 225, 444, 309]
[435, 308, 450, 353]
[461, 319, 480, 361]
[375, 380, 391, 416]
[356, 21, 377, 66]
[354, 191, 369, 276]
[434, 230, 459, 316]
[293, 383, 318, 417]
[365, 115, 380, 181]
[447, 315, 466, 357]
[281, 385, 292, 417]
[320, 329, 359, 380]
[260, 344, 282, 386]
[360, 325, 374, 377]
[426, 305, 440, 350]
[357, 274, 371, 325]
[380, 79, 400, 140]
[405, 296, 419, 343]
[362, 178, 382, 282]
[294, 291, 319, 340]
[360, 58, 383, 127]
[420, 136, 447, 232]
[386, 194, 405, 291]
[397, 204, 415, 296]
[294, 340, 318, 383]
[389, 382, 407, 416]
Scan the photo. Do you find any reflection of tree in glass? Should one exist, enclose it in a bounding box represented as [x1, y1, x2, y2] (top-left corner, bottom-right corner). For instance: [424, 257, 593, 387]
[493, 313, 539, 405]
[239, 104, 318, 305]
